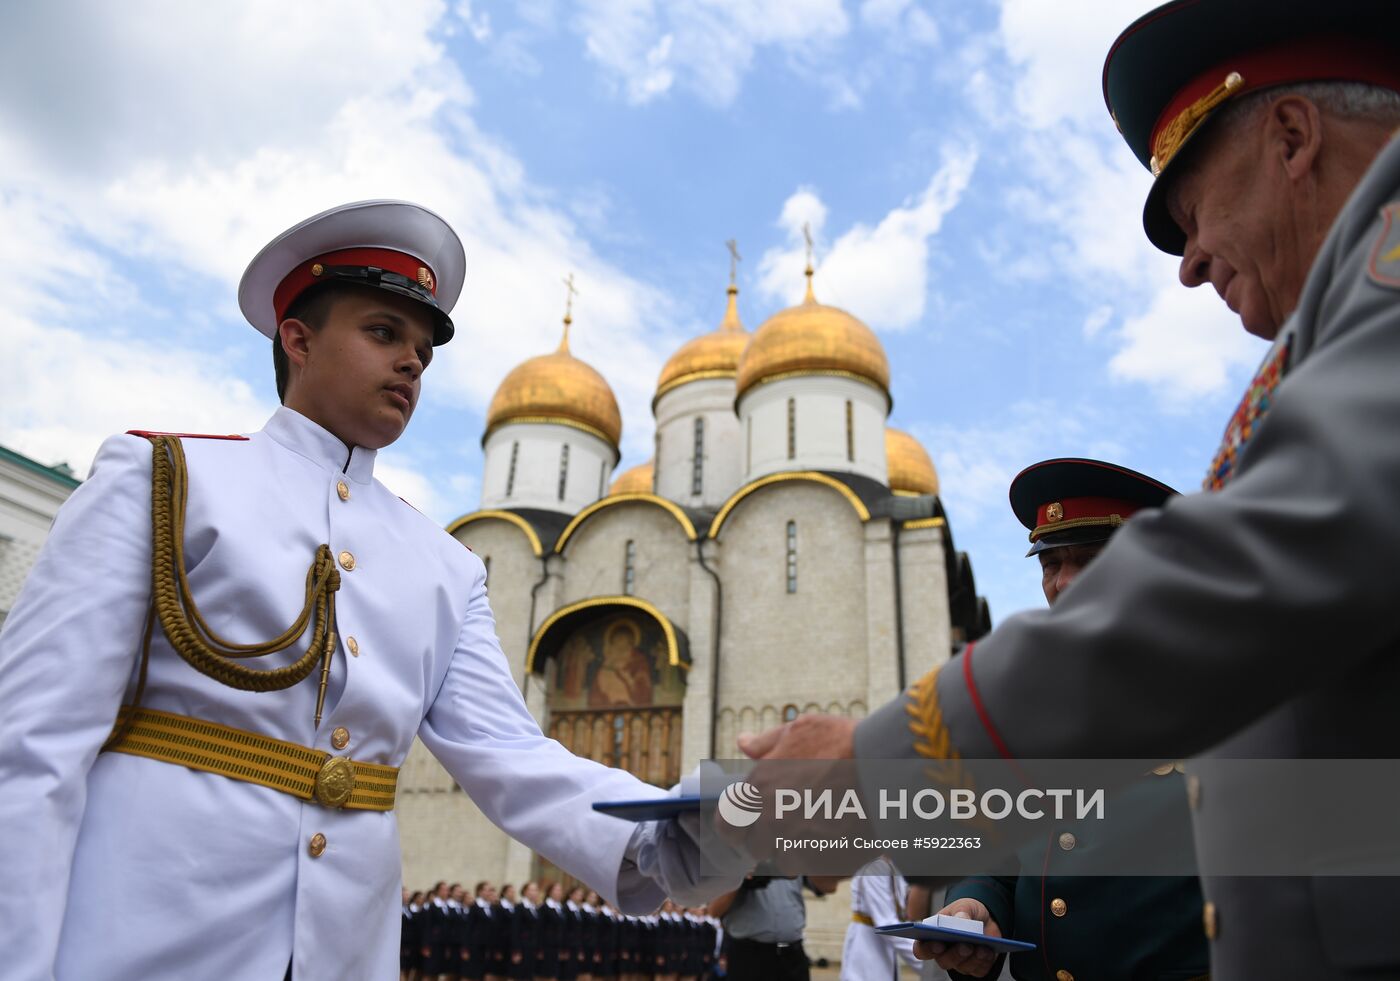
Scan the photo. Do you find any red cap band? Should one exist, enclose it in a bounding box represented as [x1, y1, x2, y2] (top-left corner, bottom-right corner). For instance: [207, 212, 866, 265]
[1033, 496, 1142, 539]
[273, 247, 438, 325]
[1150, 35, 1400, 166]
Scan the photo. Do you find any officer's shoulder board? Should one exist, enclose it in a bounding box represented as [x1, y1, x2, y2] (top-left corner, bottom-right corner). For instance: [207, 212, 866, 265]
[126, 430, 249, 440]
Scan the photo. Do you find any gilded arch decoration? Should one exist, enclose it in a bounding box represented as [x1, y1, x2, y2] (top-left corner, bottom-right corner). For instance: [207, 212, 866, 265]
[553, 493, 699, 553]
[444, 509, 544, 556]
[708, 471, 871, 540]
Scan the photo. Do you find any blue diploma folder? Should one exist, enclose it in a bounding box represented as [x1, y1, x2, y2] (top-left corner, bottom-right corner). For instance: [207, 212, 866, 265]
[591, 796, 707, 822]
[875, 923, 1037, 953]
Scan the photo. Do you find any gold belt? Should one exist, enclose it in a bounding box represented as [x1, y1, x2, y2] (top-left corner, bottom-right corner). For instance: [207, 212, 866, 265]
[851, 912, 875, 926]
[104, 705, 398, 811]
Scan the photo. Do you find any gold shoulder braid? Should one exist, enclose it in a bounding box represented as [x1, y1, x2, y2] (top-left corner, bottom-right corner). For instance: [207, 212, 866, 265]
[104, 435, 342, 751]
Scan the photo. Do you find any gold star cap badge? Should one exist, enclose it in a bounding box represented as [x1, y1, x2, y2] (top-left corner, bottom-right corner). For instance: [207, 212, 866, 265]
[1046, 502, 1063, 522]
[417, 266, 434, 290]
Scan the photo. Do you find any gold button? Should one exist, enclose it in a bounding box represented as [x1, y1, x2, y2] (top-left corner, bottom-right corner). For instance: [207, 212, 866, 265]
[308, 833, 327, 858]
[1188, 774, 1202, 810]
[1056, 971, 1074, 981]
[1058, 832, 1076, 851]
[1050, 898, 1067, 917]
[338, 550, 355, 571]
[347, 636, 360, 657]
[336, 480, 350, 501]
[331, 726, 350, 750]
[1203, 901, 1217, 940]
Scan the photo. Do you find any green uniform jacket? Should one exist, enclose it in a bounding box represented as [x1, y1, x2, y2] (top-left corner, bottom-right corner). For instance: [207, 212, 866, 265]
[944, 773, 1207, 981]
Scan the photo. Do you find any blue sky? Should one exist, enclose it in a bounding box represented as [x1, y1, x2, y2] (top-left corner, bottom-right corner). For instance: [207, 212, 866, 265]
[0, 0, 1267, 621]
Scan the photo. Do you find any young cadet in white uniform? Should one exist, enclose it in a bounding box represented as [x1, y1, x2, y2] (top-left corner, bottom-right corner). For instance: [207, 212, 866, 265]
[840, 858, 921, 981]
[0, 201, 729, 980]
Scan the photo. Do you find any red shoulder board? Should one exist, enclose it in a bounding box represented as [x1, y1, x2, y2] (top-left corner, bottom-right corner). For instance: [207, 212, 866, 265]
[126, 430, 249, 440]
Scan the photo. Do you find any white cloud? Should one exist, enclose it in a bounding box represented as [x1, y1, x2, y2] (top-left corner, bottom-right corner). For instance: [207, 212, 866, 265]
[0, 317, 272, 474]
[0, 0, 683, 490]
[574, 0, 849, 107]
[988, 0, 1266, 403]
[755, 147, 977, 330]
[1107, 283, 1263, 404]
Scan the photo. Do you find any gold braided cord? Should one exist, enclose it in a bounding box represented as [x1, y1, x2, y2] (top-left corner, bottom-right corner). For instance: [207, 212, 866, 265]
[130, 436, 341, 729]
[106, 706, 398, 811]
[1029, 513, 1123, 542]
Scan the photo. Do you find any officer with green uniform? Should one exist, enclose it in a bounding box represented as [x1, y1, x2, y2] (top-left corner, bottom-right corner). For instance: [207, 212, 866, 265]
[931, 460, 1207, 981]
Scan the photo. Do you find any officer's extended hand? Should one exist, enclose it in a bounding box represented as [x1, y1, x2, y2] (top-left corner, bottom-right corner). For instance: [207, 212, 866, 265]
[915, 899, 1003, 976]
[738, 714, 856, 760]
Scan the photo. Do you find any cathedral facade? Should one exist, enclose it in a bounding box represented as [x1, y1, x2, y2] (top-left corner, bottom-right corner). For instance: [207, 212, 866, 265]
[397, 265, 990, 951]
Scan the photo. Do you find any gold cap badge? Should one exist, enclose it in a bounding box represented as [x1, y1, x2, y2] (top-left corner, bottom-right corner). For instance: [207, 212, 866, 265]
[1046, 502, 1063, 522]
[416, 266, 434, 290]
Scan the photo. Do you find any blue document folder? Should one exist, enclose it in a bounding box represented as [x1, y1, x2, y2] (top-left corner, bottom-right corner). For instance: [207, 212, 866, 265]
[876, 922, 1037, 953]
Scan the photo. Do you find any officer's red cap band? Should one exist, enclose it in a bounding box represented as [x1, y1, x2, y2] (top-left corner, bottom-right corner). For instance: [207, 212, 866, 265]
[1149, 35, 1400, 167]
[273, 248, 438, 325]
[1033, 496, 1141, 540]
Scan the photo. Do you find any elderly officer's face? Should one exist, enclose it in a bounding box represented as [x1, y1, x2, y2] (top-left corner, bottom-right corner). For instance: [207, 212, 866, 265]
[280, 287, 435, 450]
[1038, 543, 1105, 606]
[1168, 98, 1320, 340]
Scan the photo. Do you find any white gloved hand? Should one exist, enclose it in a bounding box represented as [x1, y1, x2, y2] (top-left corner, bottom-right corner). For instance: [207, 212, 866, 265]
[618, 763, 752, 908]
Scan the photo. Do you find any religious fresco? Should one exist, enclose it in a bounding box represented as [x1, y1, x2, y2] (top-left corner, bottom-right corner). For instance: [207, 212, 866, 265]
[549, 613, 685, 711]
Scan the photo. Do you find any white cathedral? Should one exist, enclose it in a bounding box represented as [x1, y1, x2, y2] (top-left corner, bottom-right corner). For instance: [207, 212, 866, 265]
[397, 261, 990, 950]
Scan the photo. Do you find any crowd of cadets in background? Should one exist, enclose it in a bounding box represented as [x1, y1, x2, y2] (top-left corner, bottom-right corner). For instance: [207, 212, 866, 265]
[402, 880, 723, 981]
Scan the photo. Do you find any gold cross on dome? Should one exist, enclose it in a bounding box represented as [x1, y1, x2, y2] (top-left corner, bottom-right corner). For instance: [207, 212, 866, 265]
[726, 239, 742, 286]
[562, 272, 578, 323]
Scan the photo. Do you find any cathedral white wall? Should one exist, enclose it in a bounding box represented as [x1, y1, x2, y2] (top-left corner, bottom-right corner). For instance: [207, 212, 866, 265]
[896, 523, 953, 682]
[711, 482, 872, 756]
[449, 520, 540, 687]
[738, 375, 889, 484]
[653, 378, 745, 509]
[480, 422, 617, 514]
[556, 504, 694, 625]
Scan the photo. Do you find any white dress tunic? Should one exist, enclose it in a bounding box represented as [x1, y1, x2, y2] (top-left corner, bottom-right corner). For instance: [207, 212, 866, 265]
[841, 859, 921, 981]
[0, 408, 680, 980]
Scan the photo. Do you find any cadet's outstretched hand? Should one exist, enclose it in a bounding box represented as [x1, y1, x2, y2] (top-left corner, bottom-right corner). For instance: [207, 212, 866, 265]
[738, 714, 856, 760]
[915, 899, 1003, 976]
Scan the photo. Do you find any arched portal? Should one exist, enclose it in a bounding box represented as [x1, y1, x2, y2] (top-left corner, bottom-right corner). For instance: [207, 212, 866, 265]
[529, 596, 689, 788]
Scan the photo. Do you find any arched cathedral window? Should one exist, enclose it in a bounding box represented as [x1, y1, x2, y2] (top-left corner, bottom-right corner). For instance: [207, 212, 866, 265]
[845, 400, 854, 462]
[506, 441, 519, 497]
[623, 539, 636, 595]
[557, 444, 570, 501]
[787, 398, 797, 460]
[691, 416, 705, 497]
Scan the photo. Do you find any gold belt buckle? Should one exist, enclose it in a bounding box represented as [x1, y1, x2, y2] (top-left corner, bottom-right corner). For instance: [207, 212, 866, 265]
[314, 756, 356, 808]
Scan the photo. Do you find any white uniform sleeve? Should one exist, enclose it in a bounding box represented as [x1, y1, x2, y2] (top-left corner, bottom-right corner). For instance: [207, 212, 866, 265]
[0, 434, 153, 978]
[420, 564, 735, 911]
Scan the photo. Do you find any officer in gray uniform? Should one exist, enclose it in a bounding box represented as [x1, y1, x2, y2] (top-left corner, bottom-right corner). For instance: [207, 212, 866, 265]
[740, 2, 1400, 978]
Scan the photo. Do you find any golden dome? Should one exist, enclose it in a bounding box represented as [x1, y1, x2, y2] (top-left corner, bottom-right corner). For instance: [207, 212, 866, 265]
[609, 459, 654, 495]
[886, 428, 939, 496]
[735, 270, 890, 403]
[484, 320, 622, 448]
[655, 285, 749, 403]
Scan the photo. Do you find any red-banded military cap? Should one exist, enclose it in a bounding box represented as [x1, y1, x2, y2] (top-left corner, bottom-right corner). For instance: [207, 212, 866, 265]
[1102, 0, 1400, 255]
[1010, 458, 1177, 557]
[238, 200, 466, 345]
